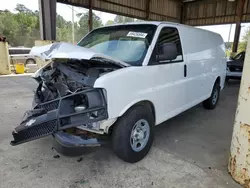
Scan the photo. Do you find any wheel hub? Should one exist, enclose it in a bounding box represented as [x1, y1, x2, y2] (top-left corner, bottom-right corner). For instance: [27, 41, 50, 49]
[133, 129, 144, 141]
[212, 89, 218, 105]
[130, 119, 150, 152]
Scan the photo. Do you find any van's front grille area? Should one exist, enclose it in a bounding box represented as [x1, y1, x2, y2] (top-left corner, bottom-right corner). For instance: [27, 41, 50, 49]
[11, 88, 108, 146]
[11, 120, 57, 145]
[37, 100, 59, 112]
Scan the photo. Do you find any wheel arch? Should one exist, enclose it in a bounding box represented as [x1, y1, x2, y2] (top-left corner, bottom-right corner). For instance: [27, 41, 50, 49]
[118, 99, 156, 124]
[207, 76, 221, 98]
[215, 76, 221, 86]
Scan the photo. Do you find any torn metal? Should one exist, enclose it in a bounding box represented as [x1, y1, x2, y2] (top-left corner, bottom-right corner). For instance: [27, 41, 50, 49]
[11, 42, 125, 147]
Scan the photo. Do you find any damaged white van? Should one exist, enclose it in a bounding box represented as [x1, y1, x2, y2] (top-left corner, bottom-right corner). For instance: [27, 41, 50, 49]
[11, 22, 226, 163]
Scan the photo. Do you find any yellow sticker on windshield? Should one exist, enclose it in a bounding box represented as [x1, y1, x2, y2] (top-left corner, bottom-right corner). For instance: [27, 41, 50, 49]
[127, 32, 148, 38]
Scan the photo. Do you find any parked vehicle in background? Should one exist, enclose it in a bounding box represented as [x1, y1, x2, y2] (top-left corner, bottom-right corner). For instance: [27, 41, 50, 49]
[9, 47, 37, 65]
[226, 51, 245, 81]
[10, 22, 226, 163]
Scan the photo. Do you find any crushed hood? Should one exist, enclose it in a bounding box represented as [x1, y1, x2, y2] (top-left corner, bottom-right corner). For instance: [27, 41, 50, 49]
[30, 42, 130, 67]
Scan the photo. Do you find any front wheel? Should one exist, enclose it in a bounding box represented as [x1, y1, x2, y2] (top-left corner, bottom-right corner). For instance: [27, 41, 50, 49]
[112, 104, 154, 163]
[203, 82, 220, 110]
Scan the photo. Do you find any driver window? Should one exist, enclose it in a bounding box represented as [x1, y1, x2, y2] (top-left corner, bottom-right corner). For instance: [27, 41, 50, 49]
[156, 27, 183, 63]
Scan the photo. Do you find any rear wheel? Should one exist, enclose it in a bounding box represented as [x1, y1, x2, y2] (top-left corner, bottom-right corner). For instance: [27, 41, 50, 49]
[26, 58, 36, 65]
[112, 104, 154, 163]
[203, 82, 220, 110]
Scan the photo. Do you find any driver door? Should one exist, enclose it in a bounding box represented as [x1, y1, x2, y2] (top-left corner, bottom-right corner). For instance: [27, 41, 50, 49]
[148, 26, 188, 123]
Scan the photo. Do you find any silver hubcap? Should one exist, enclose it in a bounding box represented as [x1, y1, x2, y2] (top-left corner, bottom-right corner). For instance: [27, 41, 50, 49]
[212, 89, 218, 105]
[130, 119, 150, 152]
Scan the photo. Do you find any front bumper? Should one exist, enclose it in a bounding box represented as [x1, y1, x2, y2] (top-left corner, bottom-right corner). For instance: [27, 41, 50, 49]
[226, 65, 242, 78]
[52, 131, 109, 156]
[226, 71, 242, 78]
[11, 88, 108, 146]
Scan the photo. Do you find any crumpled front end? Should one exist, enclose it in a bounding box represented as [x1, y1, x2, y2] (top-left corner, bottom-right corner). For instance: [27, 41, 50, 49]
[11, 88, 107, 146]
[10, 55, 122, 148]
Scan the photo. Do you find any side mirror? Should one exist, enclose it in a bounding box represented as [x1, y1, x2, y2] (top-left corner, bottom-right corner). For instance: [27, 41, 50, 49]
[157, 42, 178, 62]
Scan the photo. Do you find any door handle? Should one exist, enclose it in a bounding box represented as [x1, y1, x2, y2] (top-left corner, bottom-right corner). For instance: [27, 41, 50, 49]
[184, 64, 187, 77]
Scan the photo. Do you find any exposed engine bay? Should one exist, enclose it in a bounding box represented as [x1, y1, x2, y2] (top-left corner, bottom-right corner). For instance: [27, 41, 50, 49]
[33, 59, 120, 105]
[11, 58, 122, 146]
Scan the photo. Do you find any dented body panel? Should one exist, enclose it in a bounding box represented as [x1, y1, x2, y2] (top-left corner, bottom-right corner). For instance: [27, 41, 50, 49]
[30, 42, 130, 67]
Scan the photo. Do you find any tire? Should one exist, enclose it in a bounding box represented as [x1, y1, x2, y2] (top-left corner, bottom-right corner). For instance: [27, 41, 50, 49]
[203, 82, 220, 110]
[26, 58, 36, 65]
[112, 104, 154, 163]
[226, 77, 230, 82]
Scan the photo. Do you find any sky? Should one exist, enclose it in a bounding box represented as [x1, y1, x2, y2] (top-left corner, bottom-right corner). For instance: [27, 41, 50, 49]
[1, 0, 250, 42]
[1, 0, 116, 24]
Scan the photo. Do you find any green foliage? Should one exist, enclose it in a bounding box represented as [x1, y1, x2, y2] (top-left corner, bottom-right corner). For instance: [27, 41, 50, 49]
[15, 3, 32, 13]
[0, 4, 40, 46]
[0, 11, 19, 45]
[105, 15, 136, 26]
[0, 4, 103, 47]
[225, 42, 233, 49]
[56, 14, 72, 42]
[238, 26, 250, 52]
[105, 20, 114, 25]
[0, 4, 137, 47]
[113, 15, 135, 24]
[76, 11, 103, 42]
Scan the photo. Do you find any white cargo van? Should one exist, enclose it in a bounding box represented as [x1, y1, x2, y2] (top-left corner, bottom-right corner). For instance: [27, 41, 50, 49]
[11, 22, 226, 163]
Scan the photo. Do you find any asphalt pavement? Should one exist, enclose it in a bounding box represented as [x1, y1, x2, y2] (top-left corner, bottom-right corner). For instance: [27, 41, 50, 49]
[0, 75, 242, 188]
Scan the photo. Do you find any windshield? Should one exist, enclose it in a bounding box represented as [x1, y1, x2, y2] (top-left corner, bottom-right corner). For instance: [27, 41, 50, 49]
[78, 24, 157, 66]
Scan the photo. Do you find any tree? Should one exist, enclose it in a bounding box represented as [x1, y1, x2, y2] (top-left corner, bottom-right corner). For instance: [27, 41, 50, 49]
[225, 42, 233, 49]
[56, 14, 72, 42]
[238, 27, 250, 52]
[76, 11, 103, 41]
[0, 11, 19, 45]
[0, 4, 139, 47]
[0, 4, 75, 46]
[124, 17, 134, 23]
[13, 9, 39, 46]
[0, 4, 41, 46]
[15, 3, 32, 13]
[114, 15, 124, 23]
[113, 15, 135, 24]
[105, 20, 114, 25]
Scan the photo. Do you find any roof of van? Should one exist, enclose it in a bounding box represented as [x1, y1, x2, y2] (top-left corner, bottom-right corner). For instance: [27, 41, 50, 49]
[101, 21, 221, 38]
[104, 21, 176, 27]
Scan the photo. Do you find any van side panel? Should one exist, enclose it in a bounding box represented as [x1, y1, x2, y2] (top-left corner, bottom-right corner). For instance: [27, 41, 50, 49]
[94, 24, 226, 128]
[94, 64, 187, 126]
[177, 25, 226, 107]
[94, 24, 189, 126]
